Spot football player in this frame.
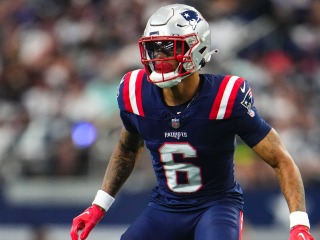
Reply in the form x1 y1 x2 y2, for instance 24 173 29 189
70 4 313 240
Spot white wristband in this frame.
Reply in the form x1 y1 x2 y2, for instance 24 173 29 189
289 211 310 229
92 190 115 212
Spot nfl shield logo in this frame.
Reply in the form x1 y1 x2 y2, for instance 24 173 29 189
171 118 180 129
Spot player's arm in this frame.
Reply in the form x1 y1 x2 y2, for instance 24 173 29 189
252 128 313 240
70 126 145 240
100 126 145 198
252 128 305 213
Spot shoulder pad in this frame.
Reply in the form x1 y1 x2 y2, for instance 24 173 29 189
209 75 247 119
117 69 146 117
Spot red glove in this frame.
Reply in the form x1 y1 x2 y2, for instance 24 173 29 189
70 205 104 240
289 225 314 240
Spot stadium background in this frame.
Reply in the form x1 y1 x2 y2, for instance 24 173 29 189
0 0 319 239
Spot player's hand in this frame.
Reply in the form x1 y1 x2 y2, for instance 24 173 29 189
289 225 314 240
70 205 104 240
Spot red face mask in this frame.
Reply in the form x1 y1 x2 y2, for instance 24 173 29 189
139 35 197 83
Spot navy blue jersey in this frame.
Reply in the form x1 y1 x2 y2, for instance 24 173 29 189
117 69 271 211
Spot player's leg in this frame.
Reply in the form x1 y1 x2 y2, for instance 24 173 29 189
121 206 191 240
194 202 243 240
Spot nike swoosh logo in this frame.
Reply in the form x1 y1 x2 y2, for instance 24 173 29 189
298 233 306 240
79 211 90 217
240 82 245 93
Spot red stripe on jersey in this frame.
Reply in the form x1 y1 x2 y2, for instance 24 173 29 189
239 210 243 240
224 77 245 119
135 69 145 117
209 75 233 119
123 71 133 113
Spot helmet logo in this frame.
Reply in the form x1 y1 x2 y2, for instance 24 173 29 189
180 10 202 30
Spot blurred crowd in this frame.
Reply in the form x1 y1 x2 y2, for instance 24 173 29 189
0 0 319 189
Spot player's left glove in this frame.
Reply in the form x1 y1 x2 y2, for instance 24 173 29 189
70 205 104 240
289 225 314 240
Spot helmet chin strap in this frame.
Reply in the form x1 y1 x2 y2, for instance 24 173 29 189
155 79 181 88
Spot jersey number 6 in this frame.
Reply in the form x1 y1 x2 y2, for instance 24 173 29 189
159 143 203 193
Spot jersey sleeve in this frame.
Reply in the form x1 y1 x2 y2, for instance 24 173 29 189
120 110 139 133
117 72 140 134
208 76 255 120
117 69 146 116
228 79 271 147
232 106 272 148
230 79 255 118
221 78 271 147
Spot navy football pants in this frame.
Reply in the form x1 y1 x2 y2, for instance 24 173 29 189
121 202 243 240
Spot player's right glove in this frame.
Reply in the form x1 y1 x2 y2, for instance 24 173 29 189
70 205 104 240
289 225 314 240
70 190 115 240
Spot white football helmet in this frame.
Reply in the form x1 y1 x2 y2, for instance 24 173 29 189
139 4 217 88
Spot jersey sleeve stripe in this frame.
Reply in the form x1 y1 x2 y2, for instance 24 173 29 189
123 69 145 116
209 75 232 119
209 75 241 119
224 77 245 119
135 69 145 117
129 70 140 115
216 76 240 119
123 71 133 113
